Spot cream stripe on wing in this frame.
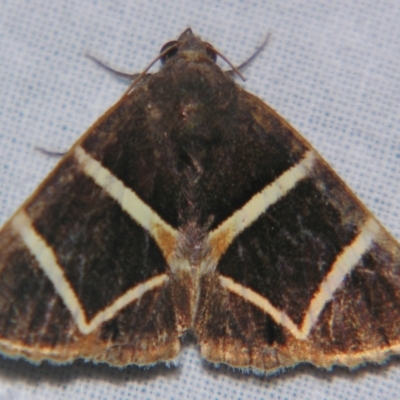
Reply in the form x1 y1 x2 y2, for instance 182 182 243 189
11 211 168 335
74 146 178 262
300 217 381 336
220 218 380 340
219 275 304 338
207 150 316 264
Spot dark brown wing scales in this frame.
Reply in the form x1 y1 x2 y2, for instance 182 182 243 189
195 89 400 372
0 149 180 365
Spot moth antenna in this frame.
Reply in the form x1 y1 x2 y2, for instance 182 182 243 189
226 33 272 78
238 33 272 72
209 45 246 81
123 42 179 97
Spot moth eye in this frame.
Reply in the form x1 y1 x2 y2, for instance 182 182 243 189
160 40 178 64
204 43 217 63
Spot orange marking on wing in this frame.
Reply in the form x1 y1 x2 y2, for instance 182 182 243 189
209 227 235 261
153 222 178 261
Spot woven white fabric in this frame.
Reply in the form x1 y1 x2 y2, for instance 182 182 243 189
0 1 399 399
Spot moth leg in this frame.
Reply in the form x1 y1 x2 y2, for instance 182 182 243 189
35 147 66 158
86 54 140 80
34 55 145 159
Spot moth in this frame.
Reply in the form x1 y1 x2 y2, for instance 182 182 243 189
0 28 399 375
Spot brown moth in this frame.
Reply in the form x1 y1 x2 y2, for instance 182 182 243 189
0 28 399 375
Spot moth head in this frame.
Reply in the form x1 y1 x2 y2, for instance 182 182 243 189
125 28 244 97
159 28 217 64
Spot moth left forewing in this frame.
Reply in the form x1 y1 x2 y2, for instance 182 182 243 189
196 89 400 373
0 87 183 366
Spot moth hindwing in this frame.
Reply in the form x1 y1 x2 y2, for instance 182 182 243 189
0 28 400 375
